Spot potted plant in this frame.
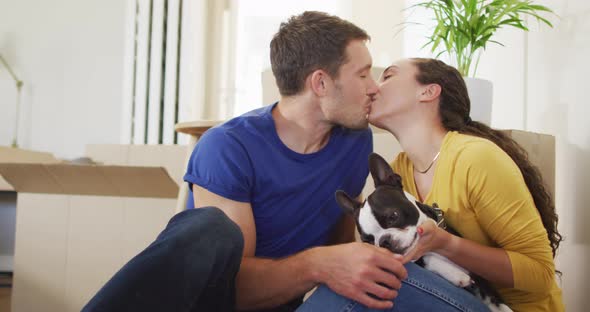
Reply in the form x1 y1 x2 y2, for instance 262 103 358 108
411 0 555 125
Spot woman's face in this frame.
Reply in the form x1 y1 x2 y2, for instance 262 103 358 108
368 59 423 128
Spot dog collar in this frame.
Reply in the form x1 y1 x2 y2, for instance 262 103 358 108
432 203 447 230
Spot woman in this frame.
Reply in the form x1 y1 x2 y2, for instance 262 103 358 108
298 58 564 311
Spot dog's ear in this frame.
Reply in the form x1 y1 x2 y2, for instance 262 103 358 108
369 153 402 188
335 190 362 215
415 201 437 220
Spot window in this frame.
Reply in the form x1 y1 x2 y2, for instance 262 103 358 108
122 0 184 144
230 0 353 116
122 0 356 144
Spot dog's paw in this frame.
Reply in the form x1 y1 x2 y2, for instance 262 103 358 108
490 303 513 312
422 252 473 287
486 302 513 312
446 271 473 288
477 292 513 312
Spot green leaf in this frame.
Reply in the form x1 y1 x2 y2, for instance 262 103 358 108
411 0 555 75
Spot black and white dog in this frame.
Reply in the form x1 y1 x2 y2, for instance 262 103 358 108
335 153 512 312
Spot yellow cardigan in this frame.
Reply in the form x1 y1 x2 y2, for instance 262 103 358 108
392 131 564 312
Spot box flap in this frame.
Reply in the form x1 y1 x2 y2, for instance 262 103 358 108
0 163 178 198
84 144 187 186
0 175 14 191
0 146 61 191
0 146 59 163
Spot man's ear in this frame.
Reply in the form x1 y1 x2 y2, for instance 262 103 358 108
418 83 442 102
310 70 329 96
335 190 362 215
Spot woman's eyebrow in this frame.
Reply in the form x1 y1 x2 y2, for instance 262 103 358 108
383 65 399 74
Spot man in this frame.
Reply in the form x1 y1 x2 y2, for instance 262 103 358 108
183 11 405 311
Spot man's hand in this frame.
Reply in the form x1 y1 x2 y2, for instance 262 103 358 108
311 242 408 310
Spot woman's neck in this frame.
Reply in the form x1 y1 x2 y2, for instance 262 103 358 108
385 116 447 171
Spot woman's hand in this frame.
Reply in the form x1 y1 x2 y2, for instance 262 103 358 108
402 220 453 262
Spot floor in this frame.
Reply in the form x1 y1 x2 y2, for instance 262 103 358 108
0 273 12 312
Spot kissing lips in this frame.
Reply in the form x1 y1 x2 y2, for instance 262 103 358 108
365 103 372 120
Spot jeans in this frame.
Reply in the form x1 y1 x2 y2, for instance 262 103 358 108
297 262 491 312
82 207 244 312
82 206 490 312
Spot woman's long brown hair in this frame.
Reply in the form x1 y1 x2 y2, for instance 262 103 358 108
411 58 563 260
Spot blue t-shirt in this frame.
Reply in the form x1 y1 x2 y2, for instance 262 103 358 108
184 103 372 258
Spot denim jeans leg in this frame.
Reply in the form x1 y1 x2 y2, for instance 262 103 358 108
82 206 244 312
297 262 491 312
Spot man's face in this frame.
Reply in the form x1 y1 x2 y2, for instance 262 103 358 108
320 40 378 129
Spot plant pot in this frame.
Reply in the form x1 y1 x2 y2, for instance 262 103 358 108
464 77 493 126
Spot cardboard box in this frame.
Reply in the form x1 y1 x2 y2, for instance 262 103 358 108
0 148 60 271
0 144 186 312
502 129 555 200
0 147 59 191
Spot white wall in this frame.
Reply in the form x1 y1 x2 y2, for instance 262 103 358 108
350 0 404 70
0 0 127 159
401 0 589 310
525 1 590 311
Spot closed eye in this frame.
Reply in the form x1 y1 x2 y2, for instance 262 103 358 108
380 66 398 81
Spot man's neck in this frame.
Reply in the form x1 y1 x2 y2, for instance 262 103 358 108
272 96 333 154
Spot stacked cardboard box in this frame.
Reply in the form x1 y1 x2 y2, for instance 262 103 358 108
0 145 186 312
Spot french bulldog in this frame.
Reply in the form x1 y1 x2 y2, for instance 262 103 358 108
335 153 512 312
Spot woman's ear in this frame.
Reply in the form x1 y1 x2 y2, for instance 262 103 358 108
310 70 328 96
418 83 442 102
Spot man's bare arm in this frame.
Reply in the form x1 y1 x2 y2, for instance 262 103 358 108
193 185 406 310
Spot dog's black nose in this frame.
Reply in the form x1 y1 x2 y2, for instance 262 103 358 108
378 235 392 249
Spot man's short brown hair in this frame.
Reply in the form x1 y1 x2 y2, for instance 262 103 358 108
270 11 370 96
